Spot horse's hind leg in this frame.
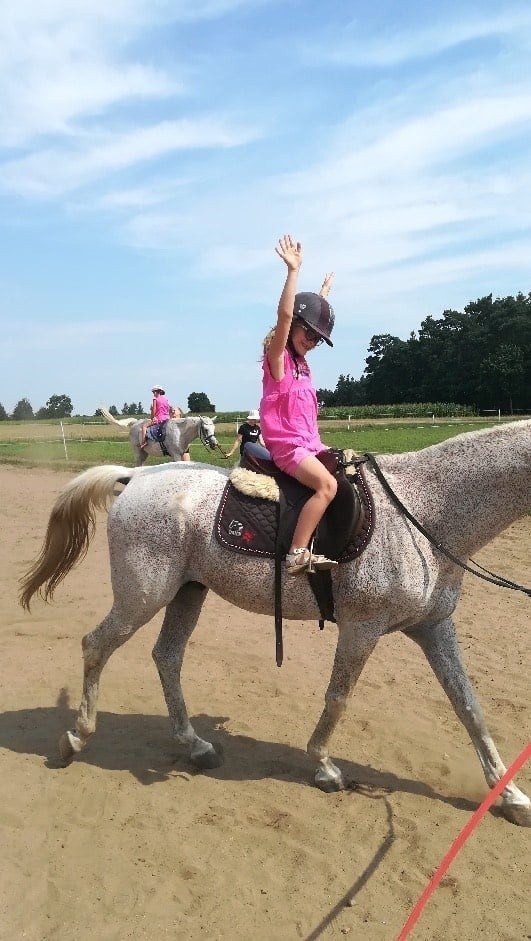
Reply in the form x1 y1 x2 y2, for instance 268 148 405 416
59 605 155 762
152 582 221 770
406 617 531 827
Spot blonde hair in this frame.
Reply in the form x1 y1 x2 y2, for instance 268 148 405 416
171 405 184 418
261 326 277 356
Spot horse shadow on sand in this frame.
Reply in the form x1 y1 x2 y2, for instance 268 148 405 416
0 687 497 819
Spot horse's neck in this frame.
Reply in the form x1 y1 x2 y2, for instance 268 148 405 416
175 417 199 449
384 422 531 557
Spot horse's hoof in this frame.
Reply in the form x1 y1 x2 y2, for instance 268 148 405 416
502 802 531 827
314 764 345 793
58 730 83 764
192 746 223 770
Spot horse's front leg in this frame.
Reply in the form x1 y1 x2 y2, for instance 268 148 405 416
307 619 381 792
152 581 222 769
406 617 531 827
133 445 147 467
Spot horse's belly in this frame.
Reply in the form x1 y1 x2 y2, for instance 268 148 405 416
200 558 325 620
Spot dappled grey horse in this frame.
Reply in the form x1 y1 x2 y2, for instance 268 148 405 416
20 421 531 825
99 405 218 465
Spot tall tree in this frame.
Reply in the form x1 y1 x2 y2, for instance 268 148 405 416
479 344 525 413
12 398 34 420
188 392 215 412
0 402 8 421
39 394 73 418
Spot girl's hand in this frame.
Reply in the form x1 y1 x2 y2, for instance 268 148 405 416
319 272 335 297
275 234 302 271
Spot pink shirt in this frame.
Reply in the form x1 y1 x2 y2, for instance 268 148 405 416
259 348 325 475
153 394 171 423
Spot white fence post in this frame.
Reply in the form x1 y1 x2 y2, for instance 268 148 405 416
60 421 69 461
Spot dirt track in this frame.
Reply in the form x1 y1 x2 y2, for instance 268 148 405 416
1 466 529 940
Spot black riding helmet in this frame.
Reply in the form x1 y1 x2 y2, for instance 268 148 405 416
293 292 335 346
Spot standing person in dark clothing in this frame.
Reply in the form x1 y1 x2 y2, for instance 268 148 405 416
226 409 270 460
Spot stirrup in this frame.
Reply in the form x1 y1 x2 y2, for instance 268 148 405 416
306 536 338 573
285 545 338 576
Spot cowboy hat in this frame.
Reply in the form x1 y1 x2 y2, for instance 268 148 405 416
151 384 165 394
246 409 260 420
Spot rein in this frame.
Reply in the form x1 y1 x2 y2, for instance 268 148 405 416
366 453 531 598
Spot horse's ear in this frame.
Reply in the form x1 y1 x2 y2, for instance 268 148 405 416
212 415 217 422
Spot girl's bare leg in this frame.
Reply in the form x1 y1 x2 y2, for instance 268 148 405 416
139 420 149 448
290 455 337 550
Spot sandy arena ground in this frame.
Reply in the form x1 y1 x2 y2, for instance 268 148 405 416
1 466 529 940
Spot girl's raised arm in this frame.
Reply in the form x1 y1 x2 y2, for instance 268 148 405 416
267 235 302 379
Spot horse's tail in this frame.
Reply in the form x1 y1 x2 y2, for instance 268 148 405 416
19 465 136 610
99 405 137 430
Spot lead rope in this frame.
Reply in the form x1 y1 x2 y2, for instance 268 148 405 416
365 453 531 597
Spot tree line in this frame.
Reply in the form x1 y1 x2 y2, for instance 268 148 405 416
317 292 530 412
0 391 216 421
2 293 528 419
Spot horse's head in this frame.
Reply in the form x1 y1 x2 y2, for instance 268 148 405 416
199 416 218 451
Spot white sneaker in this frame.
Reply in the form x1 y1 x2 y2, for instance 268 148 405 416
285 547 338 576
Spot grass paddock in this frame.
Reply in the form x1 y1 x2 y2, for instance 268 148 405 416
0 418 516 472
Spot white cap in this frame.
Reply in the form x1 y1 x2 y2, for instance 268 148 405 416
246 409 260 420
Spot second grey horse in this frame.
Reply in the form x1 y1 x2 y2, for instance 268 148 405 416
99 406 218 465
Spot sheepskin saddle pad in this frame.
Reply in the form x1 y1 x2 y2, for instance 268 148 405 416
214 448 374 563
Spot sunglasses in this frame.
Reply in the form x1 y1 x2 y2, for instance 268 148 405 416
296 321 323 345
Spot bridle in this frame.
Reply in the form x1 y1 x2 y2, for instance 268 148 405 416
365 453 531 597
197 417 232 458
197 417 216 450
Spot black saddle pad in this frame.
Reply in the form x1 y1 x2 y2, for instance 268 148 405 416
214 460 374 563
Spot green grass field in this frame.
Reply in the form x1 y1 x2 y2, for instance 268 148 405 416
0 419 505 471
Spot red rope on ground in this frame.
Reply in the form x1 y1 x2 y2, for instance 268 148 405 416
396 742 531 940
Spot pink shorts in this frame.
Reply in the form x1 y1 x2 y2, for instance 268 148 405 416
271 444 322 477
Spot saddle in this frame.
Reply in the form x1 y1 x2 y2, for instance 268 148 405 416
147 420 170 456
214 448 375 665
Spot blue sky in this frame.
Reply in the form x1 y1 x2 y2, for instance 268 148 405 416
1 0 530 415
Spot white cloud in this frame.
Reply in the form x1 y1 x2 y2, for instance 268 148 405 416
0 318 166 360
1 118 259 196
313 10 531 68
0 0 264 148
91 180 191 210
0 4 183 147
